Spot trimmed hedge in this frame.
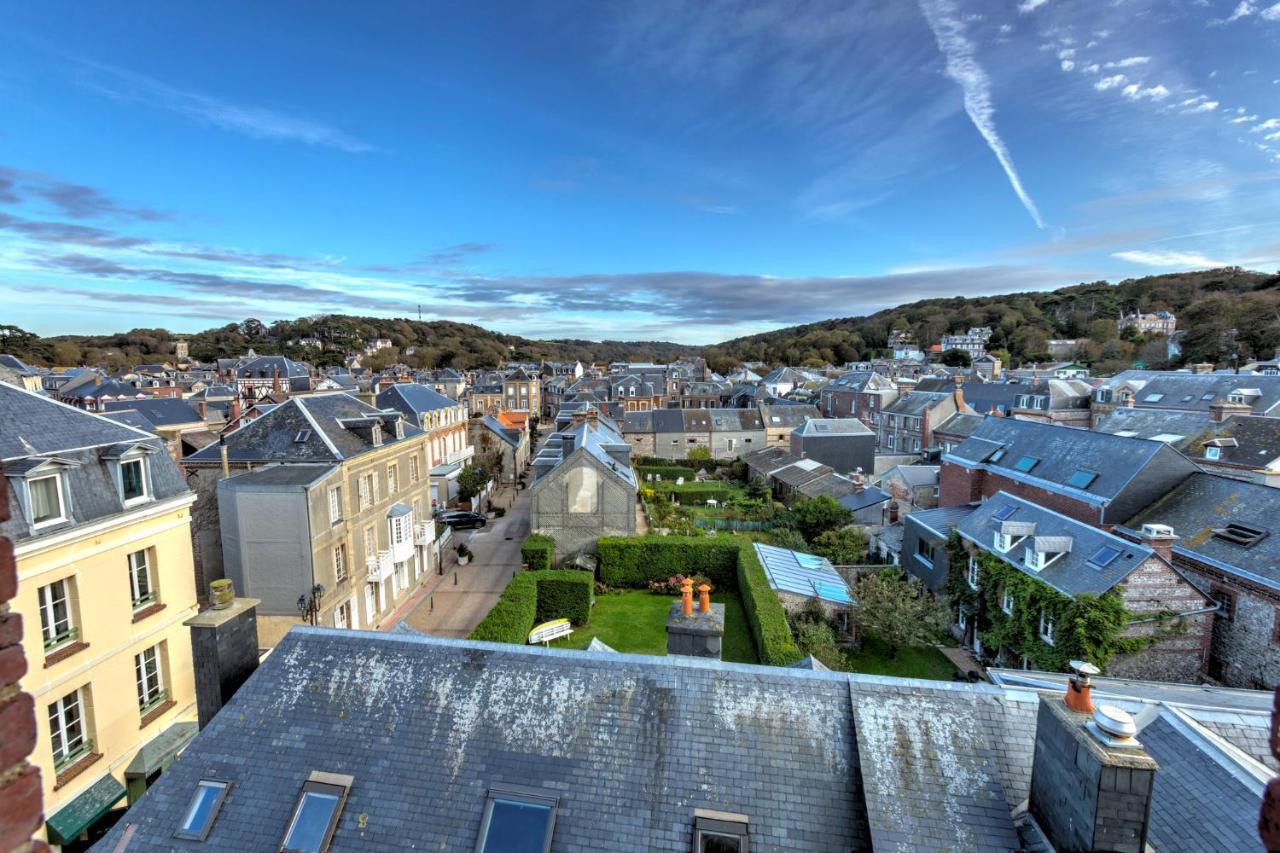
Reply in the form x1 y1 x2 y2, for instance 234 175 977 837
637 464 697 482
596 534 803 667
596 536 740 590
535 573 593 625
521 534 555 571
469 569 593 644
652 484 734 506
735 540 803 666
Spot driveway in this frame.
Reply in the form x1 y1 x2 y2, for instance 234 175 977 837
395 483 531 638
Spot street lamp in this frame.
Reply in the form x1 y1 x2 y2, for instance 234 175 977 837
297 583 325 626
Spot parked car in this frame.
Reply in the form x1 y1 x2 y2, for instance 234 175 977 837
439 510 487 529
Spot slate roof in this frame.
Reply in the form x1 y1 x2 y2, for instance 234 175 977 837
0 353 35 373
532 414 635 488
480 414 522 448
1101 371 1280 415
1201 415 1280 467
1092 407 1214 448
837 485 891 512
221 463 337 488
932 412 984 440
1125 472 1280 591
184 393 422 465
759 404 821 428
375 382 459 418
945 417 1199 522
60 378 146 400
906 504 977 539
101 628 1055 852
881 390 951 417
0 384 190 542
882 464 940 487
102 398 204 426
956 492 1154 598
100 409 161 434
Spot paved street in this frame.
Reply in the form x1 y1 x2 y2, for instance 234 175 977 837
392 482 531 638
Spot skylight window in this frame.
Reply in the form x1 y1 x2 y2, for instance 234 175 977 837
992 505 1017 522
1181 395 1194 403
281 772 352 853
1066 469 1097 490
1202 393 1216 400
294 430 312 443
1143 393 1165 402
175 780 229 841
476 786 558 853
1013 455 1039 473
1212 523 1268 548
988 448 1006 463
1089 545 1122 568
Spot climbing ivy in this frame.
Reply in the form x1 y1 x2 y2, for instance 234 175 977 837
943 533 1184 672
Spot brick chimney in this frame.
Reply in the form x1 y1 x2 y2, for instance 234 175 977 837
197 399 208 421
951 375 966 412
667 579 724 659
1140 523 1178 562
1029 695 1157 852
229 396 242 424
1210 399 1251 422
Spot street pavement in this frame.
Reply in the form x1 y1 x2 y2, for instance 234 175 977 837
393 482 531 638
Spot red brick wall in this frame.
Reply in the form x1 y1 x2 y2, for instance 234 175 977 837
0 468 48 852
938 462 1103 526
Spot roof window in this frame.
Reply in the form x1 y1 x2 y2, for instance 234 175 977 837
294 430 312 443
1066 469 1097 490
1013 455 1039 473
476 785 558 853
694 809 750 853
174 780 229 841
987 448 1006 463
1212 523 1268 548
1143 393 1164 402
281 772 352 853
992 505 1017 522
1089 545 1122 568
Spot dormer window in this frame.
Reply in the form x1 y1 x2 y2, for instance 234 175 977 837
694 810 750 853
29 473 66 527
121 457 149 505
371 424 383 446
1204 446 1221 460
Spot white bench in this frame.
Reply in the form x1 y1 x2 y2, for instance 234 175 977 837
528 619 573 646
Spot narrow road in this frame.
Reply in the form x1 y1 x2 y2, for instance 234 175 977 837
394 482 531 638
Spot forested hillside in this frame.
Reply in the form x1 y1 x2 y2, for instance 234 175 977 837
3 267 1277 373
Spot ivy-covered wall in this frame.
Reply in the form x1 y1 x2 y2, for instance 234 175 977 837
943 533 1188 673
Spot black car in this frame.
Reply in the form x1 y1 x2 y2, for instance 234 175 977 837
439 510 487 529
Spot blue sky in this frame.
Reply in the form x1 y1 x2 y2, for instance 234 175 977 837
1 0 1278 344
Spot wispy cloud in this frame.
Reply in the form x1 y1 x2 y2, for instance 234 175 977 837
1104 56 1151 68
919 0 1047 229
1094 74 1127 91
71 60 375 153
1121 82 1171 101
1018 0 1050 13
1112 249 1231 267
0 166 168 220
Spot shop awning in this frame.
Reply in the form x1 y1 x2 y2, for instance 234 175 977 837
125 721 198 779
46 773 127 845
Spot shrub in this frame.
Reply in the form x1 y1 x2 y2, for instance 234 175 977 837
521 534 555 571
469 569 593 644
687 445 713 464
736 540 803 666
637 464 697 482
494 507 506 518
651 483 734 506
535 572 593 625
597 536 740 589
647 574 713 595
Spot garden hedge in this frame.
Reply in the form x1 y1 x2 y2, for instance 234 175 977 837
469 569 593 644
595 534 803 667
521 534 555 571
596 536 740 589
652 484 735 506
637 464 697 482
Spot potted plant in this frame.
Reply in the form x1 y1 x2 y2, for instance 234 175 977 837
456 543 473 566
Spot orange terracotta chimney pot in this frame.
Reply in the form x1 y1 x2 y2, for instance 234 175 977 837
681 578 694 616
698 583 711 613
1065 660 1099 714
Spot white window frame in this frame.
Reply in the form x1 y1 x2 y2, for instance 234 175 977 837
1204 446 1221 461
128 549 155 610
119 454 151 506
334 545 347 582
135 644 166 714
28 473 66 529
409 455 421 483
38 579 76 649
387 464 399 495
1001 590 1014 616
328 486 343 523
966 556 979 590
357 476 370 510
49 688 89 769
1039 612 1055 645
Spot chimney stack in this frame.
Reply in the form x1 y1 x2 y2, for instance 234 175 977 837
1064 659 1099 714
184 581 261 730
681 578 694 617
197 399 208 421
698 583 711 614
1140 523 1177 563
667 579 724 659
230 396 242 424
1028 696 1157 852
219 435 230 479
1210 399 1251 422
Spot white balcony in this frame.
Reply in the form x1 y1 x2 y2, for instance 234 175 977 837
445 445 474 465
366 550 393 584
414 520 436 547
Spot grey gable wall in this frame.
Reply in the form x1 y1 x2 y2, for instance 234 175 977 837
1104 443 1201 525
530 447 636 556
218 480 317 615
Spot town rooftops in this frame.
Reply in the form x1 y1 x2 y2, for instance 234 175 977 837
1100 371 1280 415
102 398 205 427
883 464 941 487
1125 472 1280 591
184 393 421 465
1092 407 1214 449
880 390 952 417
956 491 1154 598
375 382 459 416
753 542 854 603
219 463 337 488
758 403 821 427
793 417 873 437
906 504 977 539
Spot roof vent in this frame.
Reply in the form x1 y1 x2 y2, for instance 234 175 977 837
1139 523 1174 539
1087 704 1141 748
1212 522 1267 547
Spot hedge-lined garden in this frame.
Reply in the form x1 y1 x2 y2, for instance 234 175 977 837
520 534 555 571
596 534 802 666
469 570 592 645
636 464 697 482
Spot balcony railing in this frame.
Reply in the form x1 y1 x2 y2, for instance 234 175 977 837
366 550 394 584
414 520 436 546
445 445 474 465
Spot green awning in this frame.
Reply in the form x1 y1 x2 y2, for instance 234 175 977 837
46 773 127 845
125 721 198 779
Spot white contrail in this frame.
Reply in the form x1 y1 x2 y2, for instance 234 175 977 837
919 0 1047 229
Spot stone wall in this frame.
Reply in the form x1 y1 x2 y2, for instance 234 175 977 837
530 454 636 557
1108 559 1214 683
1171 552 1280 689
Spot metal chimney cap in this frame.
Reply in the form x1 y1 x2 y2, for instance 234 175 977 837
1093 704 1137 739
1069 660 1100 677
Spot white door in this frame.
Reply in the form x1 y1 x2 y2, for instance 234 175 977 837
364 585 376 624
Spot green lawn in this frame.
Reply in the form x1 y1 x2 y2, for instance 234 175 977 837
552 590 759 664
841 633 959 681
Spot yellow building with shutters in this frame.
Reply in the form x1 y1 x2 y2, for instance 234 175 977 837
2 384 199 847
